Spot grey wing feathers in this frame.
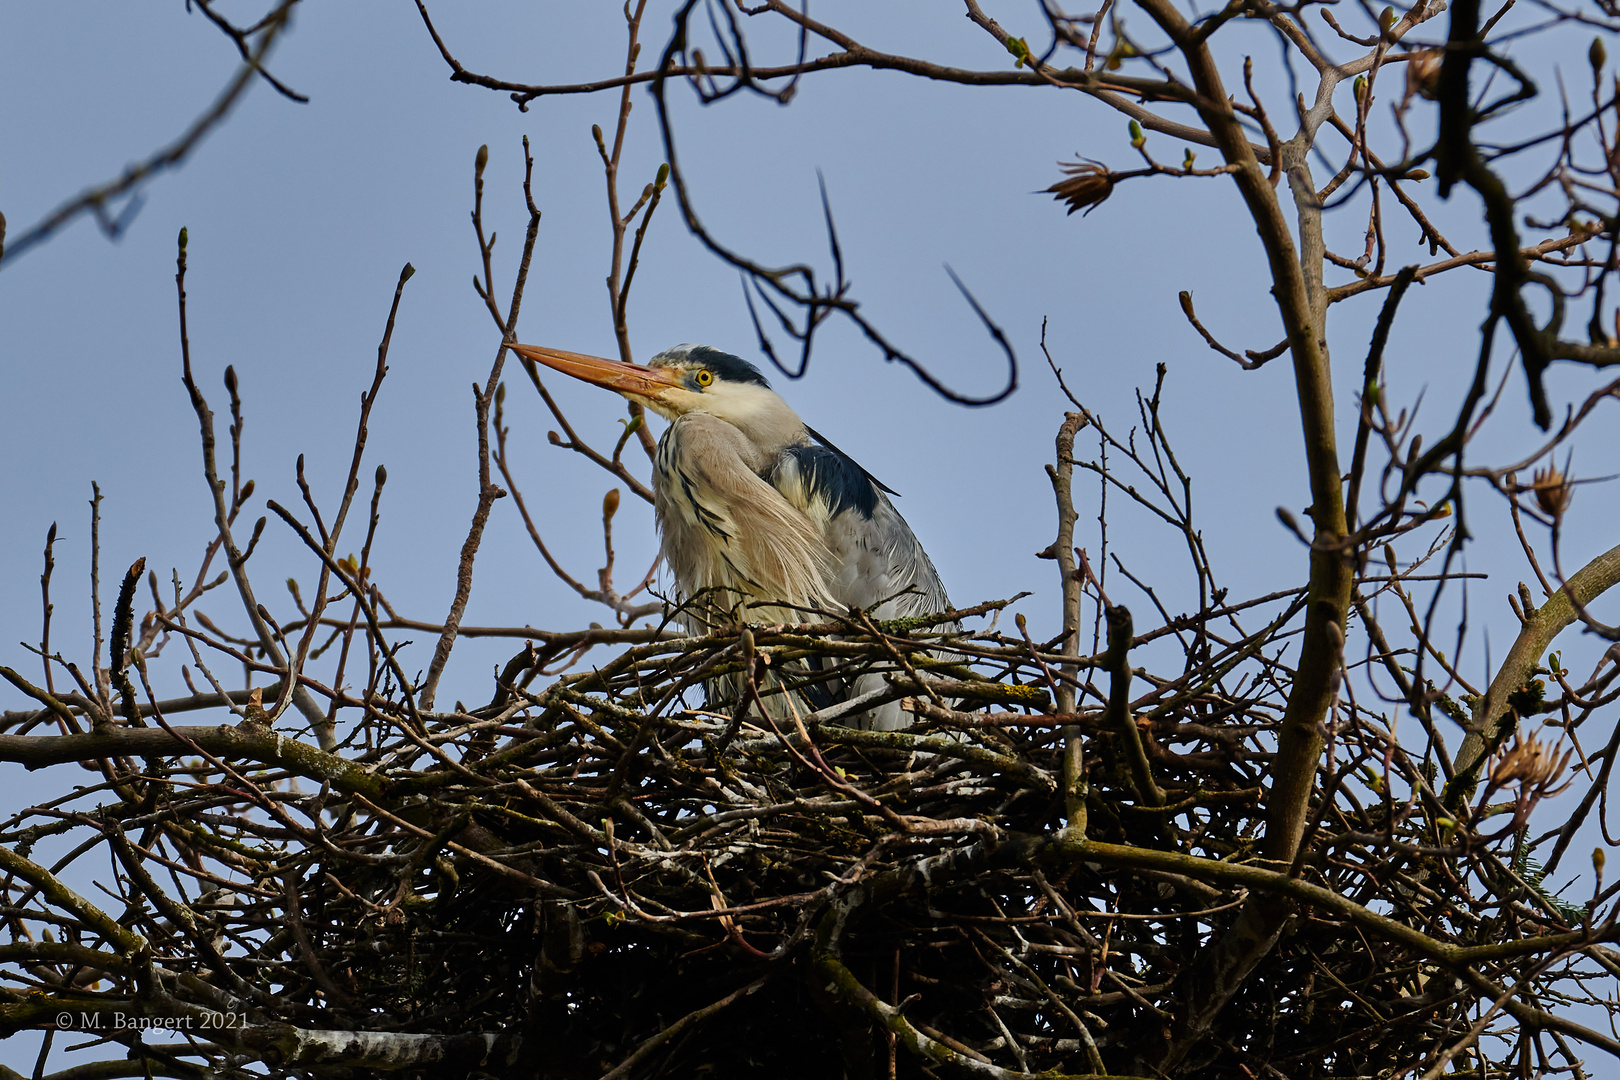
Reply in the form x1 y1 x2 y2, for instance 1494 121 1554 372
824 492 951 619
770 445 956 733
767 442 952 619
825 492 956 731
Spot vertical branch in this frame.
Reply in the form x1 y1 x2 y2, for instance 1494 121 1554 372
420 145 543 711
1104 605 1162 807
1125 2 1354 1070
109 558 147 728
273 263 413 748
174 227 328 734
1435 0 1481 197
598 0 660 462
1048 411 1088 835
1132 0 1352 868
1346 265 1418 527
604 0 651 361
40 523 57 694
325 465 387 731
89 482 107 708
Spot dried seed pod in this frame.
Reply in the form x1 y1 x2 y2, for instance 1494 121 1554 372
1407 49 1443 101
1530 464 1573 518
1045 160 1115 217
1489 730 1572 795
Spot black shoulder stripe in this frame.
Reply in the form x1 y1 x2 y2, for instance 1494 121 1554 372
774 444 880 520
804 425 898 496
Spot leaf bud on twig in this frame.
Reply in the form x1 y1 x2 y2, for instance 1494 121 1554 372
1128 119 1145 149
603 488 621 521
1592 37 1607 73
475 144 489 180
1275 507 1308 544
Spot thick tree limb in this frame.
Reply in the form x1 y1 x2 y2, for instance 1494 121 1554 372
1444 540 1620 809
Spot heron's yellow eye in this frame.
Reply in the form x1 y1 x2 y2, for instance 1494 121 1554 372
694 369 714 387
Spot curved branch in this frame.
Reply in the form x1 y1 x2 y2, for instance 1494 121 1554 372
1444 539 1620 810
0 1 300 269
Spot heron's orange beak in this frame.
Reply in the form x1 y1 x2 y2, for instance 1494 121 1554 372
510 344 684 402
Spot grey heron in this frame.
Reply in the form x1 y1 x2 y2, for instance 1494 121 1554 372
509 342 954 729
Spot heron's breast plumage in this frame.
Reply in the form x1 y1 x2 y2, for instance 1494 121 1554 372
655 410 951 627
655 414 834 622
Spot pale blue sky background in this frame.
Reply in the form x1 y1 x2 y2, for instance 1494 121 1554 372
1 1 1617 1066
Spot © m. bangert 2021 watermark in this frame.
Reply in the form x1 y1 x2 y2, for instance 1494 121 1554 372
53 1010 247 1032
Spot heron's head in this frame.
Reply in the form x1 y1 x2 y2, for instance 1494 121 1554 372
510 342 802 441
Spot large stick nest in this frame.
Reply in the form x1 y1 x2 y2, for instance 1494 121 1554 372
1 606 1602 1080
